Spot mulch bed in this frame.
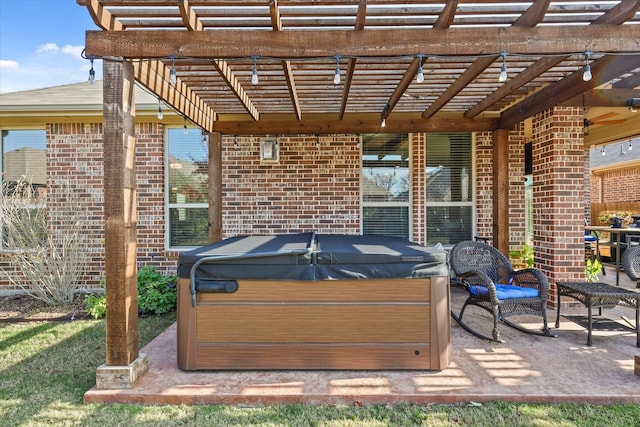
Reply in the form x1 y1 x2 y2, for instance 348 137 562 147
0 293 91 322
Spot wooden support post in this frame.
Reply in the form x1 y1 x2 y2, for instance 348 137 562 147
492 129 510 256
103 58 139 366
208 132 222 243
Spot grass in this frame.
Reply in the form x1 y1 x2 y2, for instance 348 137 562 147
1 315 640 427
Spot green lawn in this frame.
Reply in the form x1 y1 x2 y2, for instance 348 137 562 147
1 314 639 426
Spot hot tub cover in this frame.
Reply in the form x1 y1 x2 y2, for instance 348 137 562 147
177 233 448 281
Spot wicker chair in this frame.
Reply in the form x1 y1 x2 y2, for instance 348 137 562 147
450 240 555 342
622 245 640 288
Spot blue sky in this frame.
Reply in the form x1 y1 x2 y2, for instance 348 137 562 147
0 0 101 93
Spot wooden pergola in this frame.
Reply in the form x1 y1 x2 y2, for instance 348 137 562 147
77 0 640 385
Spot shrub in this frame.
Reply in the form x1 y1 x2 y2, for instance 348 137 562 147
137 266 177 315
0 180 88 305
84 293 107 319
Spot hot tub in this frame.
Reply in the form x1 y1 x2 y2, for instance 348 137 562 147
177 233 450 370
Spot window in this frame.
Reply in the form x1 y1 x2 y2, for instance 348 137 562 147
361 133 410 239
166 128 209 249
425 133 473 246
1 130 47 249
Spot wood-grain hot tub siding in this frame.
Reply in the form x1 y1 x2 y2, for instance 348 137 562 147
177 233 450 371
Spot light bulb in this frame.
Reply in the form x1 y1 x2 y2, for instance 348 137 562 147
169 56 177 84
88 57 95 84
583 63 592 82
499 63 507 82
381 118 386 128
157 105 163 120
183 119 188 135
333 66 341 85
251 54 259 85
601 147 606 156
629 142 633 151
498 52 508 83
582 50 592 82
416 65 424 83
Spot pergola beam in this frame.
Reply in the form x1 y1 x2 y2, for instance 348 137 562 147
212 117 498 136
499 54 640 129
270 0 301 121
84 25 640 59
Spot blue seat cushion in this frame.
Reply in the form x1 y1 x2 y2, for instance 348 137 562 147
584 235 597 242
469 283 539 299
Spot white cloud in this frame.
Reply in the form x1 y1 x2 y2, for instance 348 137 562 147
36 43 60 54
0 59 20 70
62 44 84 58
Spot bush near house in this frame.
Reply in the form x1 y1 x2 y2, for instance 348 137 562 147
84 266 177 319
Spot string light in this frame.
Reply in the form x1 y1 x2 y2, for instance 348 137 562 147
88 56 95 84
157 99 163 120
381 118 386 127
582 50 592 82
333 54 341 85
498 52 508 83
251 55 259 85
416 53 424 83
629 140 633 151
601 146 606 156
183 117 188 135
169 55 177 85
234 136 239 148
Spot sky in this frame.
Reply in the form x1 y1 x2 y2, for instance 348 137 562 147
0 0 102 94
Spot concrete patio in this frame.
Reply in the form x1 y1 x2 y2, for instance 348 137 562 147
84 266 640 406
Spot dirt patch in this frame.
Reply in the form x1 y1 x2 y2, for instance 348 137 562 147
0 293 90 322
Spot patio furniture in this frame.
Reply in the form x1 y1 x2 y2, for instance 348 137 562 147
585 226 640 286
449 240 554 342
622 245 640 288
555 281 640 347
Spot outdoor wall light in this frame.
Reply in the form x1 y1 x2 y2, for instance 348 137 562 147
627 98 640 113
260 138 279 162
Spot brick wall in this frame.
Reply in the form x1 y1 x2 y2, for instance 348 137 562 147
475 131 493 242
222 134 361 237
593 165 640 203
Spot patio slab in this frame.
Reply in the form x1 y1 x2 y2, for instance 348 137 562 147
84 267 640 406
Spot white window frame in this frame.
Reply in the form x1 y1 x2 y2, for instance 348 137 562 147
360 133 412 240
424 132 476 247
164 127 209 251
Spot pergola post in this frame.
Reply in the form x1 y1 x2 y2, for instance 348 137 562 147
492 129 510 255
95 57 148 389
208 132 222 243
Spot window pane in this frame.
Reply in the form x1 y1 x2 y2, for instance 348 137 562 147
361 133 410 239
425 206 473 246
1 129 46 198
362 134 409 202
167 128 208 204
363 206 409 239
425 133 471 202
168 207 209 247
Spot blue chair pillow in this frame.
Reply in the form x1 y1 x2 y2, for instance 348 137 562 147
469 283 539 299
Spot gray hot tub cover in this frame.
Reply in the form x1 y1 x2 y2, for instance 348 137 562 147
177 232 448 281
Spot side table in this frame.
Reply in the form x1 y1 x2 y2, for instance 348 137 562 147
556 281 640 347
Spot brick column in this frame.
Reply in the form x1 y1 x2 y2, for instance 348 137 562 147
531 106 585 306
